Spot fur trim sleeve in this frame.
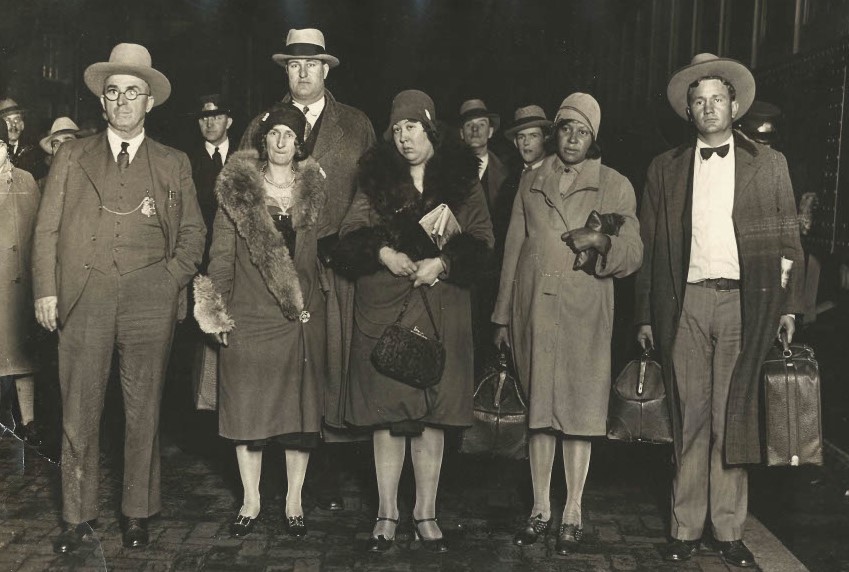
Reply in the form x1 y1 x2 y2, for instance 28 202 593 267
331 226 391 280
440 232 492 287
193 275 235 334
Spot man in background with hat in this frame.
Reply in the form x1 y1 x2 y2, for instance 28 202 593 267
37 116 80 191
634 54 804 568
459 98 508 214
240 27 375 511
0 98 47 179
189 93 235 267
32 42 205 554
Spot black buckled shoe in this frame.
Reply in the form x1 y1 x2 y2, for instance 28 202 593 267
663 538 700 562
718 540 756 568
285 515 307 538
513 513 551 546
121 517 149 548
412 517 448 553
365 516 398 552
53 522 92 555
229 513 259 538
555 523 583 555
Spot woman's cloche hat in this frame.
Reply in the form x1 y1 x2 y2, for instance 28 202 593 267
84 43 172 106
554 93 601 139
504 105 552 140
666 53 755 120
272 28 340 69
39 117 80 154
384 89 437 141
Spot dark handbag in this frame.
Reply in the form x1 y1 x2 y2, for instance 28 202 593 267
762 338 823 466
459 350 528 459
573 210 626 274
370 287 445 389
607 348 673 444
192 338 218 411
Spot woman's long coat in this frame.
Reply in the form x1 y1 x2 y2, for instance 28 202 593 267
332 139 494 428
195 150 327 441
634 134 804 464
0 168 40 376
492 155 642 436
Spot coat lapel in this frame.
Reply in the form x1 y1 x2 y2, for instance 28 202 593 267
77 133 111 200
311 93 343 162
732 138 760 215
143 138 173 245
662 145 694 301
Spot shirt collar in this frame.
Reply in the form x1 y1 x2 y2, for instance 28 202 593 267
554 155 585 174
106 128 145 164
291 96 325 124
204 138 229 159
695 133 734 162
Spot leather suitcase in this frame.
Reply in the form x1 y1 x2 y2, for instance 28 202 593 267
762 341 823 466
459 352 528 459
607 350 673 444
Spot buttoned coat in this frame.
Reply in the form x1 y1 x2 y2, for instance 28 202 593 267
32 132 206 324
634 133 804 464
493 155 642 435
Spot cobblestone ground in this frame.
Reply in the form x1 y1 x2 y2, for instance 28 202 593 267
0 420 785 572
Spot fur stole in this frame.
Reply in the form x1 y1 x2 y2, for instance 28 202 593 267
198 150 325 325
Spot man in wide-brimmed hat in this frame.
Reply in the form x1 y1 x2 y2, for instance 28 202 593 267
189 93 235 266
458 98 507 213
634 53 803 568
0 98 47 178
239 26 375 510
36 117 80 189
32 42 205 555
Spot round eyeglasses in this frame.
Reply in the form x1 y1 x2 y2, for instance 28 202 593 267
103 87 150 102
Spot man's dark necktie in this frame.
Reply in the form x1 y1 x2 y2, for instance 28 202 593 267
117 141 130 171
302 106 312 140
212 146 223 169
700 144 730 160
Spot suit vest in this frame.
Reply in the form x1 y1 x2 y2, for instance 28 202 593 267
92 140 167 274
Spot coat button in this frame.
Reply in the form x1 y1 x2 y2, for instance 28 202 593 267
11 244 17 251
84 264 91 269
299 310 310 323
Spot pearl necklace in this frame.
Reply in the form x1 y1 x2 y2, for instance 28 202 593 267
262 163 295 190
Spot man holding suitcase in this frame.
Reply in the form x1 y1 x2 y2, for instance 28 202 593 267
634 54 804 568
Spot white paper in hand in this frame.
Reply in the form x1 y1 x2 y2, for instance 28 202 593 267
419 203 461 250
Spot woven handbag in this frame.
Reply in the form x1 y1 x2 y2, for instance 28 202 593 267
371 287 445 389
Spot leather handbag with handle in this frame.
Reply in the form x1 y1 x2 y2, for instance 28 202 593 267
459 350 528 459
370 286 445 389
607 348 673 444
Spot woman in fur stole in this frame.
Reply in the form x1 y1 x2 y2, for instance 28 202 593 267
332 90 494 552
194 105 327 539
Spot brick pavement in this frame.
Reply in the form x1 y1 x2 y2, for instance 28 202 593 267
0 422 803 571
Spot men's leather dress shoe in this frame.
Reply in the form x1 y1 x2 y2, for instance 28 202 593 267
285 515 307 537
122 517 149 548
229 513 259 538
513 513 551 546
663 538 700 561
555 523 583 555
53 523 91 554
718 540 756 568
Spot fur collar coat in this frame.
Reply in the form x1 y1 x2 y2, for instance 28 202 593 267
194 150 326 332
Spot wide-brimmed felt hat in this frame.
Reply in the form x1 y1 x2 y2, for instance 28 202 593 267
383 89 437 141
0 99 24 119
84 43 171 106
196 93 231 118
39 117 80 153
667 53 755 120
272 28 340 69
504 105 552 140
459 99 500 132
554 92 601 139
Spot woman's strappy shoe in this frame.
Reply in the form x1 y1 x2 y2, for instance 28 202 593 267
285 515 307 537
513 513 551 546
412 517 449 553
229 512 260 538
555 523 584 555
365 516 398 552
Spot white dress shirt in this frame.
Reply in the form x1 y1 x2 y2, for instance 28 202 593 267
687 134 739 282
477 152 489 180
204 138 229 160
106 128 145 164
291 97 325 132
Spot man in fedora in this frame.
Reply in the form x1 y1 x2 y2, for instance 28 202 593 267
37 116 80 189
189 93 235 266
32 43 205 553
634 54 804 567
459 98 508 215
240 27 375 510
0 98 46 179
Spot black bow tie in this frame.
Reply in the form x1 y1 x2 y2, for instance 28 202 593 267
700 144 730 160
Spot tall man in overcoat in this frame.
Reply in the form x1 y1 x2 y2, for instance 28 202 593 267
634 54 803 568
32 43 205 554
239 27 376 509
